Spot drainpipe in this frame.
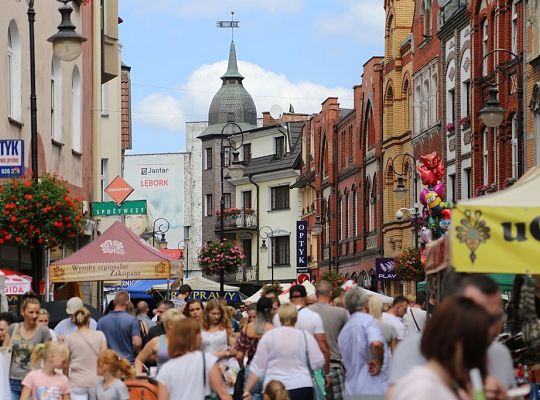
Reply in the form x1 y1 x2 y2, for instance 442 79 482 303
248 174 261 282
522 0 528 172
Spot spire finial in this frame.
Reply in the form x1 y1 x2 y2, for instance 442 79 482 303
216 11 239 41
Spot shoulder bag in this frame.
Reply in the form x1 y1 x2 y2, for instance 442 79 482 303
202 351 220 400
0 323 19 374
302 331 326 400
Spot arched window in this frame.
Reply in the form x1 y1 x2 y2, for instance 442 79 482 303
352 187 358 237
422 79 429 130
344 190 349 240
420 0 432 37
8 21 22 121
337 193 343 242
71 66 82 153
386 14 394 60
371 174 377 230
51 57 63 142
365 102 375 149
414 84 421 133
403 79 412 131
482 18 489 76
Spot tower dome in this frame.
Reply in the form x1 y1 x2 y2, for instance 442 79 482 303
207 41 257 127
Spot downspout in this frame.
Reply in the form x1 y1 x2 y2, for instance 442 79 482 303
522 0 528 172
248 174 261 282
379 62 385 258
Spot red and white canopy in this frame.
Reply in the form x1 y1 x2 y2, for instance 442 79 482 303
0 269 32 295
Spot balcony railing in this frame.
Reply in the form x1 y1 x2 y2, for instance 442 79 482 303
215 210 258 230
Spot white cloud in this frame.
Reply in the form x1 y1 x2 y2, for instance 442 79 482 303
124 0 304 16
316 0 385 44
134 60 353 134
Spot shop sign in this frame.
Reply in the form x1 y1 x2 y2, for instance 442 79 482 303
91 200 147 217
0 139 24 178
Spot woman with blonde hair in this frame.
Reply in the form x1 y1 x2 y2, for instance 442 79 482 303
65 307 107 400
3 292 51 399
96 349 134 400
157 318 230 400
201 299 236 358
37 308 57 341
243 303 324 400
135 308 183 375
263 380 289 400
368 296 397 353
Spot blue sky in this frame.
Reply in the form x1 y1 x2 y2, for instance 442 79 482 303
119 0 385 153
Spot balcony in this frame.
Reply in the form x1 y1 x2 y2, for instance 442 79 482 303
215 209 258 231
203 265 257 283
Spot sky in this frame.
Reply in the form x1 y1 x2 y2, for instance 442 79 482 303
119 0 385 154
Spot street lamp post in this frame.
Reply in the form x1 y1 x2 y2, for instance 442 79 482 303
395 207 421 249
28 0 86 295
478 49 524 177
177 240 189 279
259 226 274 283
152 218 170 248
312 197 332 273
219 114 245 297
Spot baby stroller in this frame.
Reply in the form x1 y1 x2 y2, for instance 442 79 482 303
124 376 159 400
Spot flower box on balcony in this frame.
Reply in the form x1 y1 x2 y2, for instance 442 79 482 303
446 122 455 132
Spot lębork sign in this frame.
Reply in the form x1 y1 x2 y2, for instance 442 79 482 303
0 139 24 178
375 257 400 281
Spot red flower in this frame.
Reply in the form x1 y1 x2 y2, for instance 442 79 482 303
15 237 21 243
24 194 33 201
4 211 9 216
10 216 17 223
23 181 31 187
5 234 12 240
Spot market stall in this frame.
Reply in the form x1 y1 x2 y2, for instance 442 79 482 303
0 269 32 295
151 276 243 303
49 222 182 300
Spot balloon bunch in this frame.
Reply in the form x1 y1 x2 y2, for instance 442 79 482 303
416 152 452 242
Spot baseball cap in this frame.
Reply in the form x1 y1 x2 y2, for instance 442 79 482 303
289 285 307 299
66 297 84 315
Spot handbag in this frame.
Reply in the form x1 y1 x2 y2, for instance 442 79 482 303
302 331 326 400
0 323 19 374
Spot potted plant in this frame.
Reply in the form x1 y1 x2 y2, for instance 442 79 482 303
262 282 283 296
0 174 85 248
394 247 425 282
459 116 470 129
243 207 255 215
198 240 245 276
320 271 345 287
446 122 455 132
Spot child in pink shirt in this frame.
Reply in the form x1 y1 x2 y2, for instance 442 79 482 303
21 341 70 400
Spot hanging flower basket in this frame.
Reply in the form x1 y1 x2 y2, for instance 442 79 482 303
198 240 244 276
243 208 255 215
394 247 425 282
215 207 242 217
262 282 283 296
0 174 85 249
320 271 345 287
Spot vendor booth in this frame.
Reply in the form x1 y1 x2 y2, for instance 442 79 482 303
49 222 182 303
0 269 32 295
151 276 243 303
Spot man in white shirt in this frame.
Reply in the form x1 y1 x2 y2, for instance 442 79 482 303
286 285 330 371
54 297 97 339
382 295 407 341
403 292 427 336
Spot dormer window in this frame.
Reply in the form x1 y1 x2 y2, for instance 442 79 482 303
274 136 285 158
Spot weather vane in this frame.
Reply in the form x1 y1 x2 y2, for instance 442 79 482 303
216 11 239 41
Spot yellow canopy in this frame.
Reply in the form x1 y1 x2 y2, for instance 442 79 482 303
451 167 540 274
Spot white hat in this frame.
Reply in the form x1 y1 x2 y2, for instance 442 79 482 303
66 297 84 315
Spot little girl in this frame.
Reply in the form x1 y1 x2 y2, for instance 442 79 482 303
96 349 134 400
20 341 70 400
263 380 289 400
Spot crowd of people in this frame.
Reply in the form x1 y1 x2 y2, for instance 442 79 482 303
0 275 518 400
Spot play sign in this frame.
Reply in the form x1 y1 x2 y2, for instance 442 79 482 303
375 258 400 281
105 176 133 206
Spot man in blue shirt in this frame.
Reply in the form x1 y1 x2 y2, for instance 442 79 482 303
97 291 141 362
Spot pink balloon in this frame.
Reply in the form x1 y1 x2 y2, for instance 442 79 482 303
419 188 429 205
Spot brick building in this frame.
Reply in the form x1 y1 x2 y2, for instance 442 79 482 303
527 0 540 168
470 0 525 190
438 0 474 202
411 0 443 186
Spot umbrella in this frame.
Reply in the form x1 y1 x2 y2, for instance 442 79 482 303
41 300 102 329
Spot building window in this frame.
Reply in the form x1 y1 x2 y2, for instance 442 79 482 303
344 194 349 240
448 88 455 124
204 148 213 170
223 193 231 209
71 67 82 153
430 74 437 125
100 158 108 201
337 196 342 241
482 128 489 185
205 194 213 216
422 79 429 130
352 190 358 237
449 174 456 203
348 126 353 163
242 190 252 209
223 146 231 167
512 1 518 54
340 132 346 167
482 19 489 76
101 82 109 116
464 168 472 199
274 136 285 158
272 236 290 265
271 185 289 210
7 21 21 121
511 115 519 178
421 0 432 37
414 85 421 134
51 57 63 142
243 143 251 164
463 80 471 117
